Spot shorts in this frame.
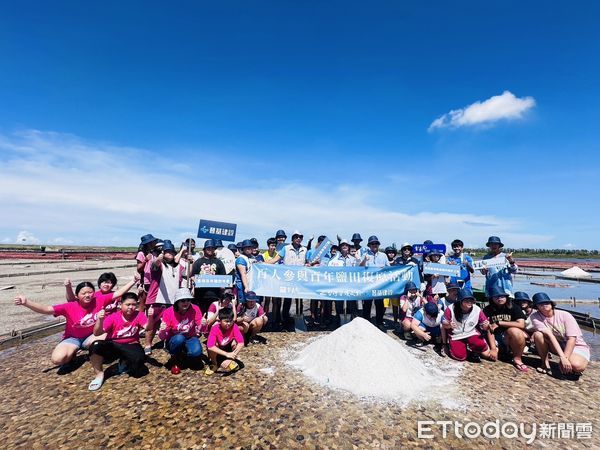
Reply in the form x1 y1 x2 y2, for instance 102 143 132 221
418 324 441 337
555 342 591 362
216 342 234 365
496 329 529 354
61 335 95 350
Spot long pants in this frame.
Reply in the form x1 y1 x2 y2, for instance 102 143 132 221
166 335 203 358
362 299 386 325
89 340 146 376
282 298 292 320
448 334 488 361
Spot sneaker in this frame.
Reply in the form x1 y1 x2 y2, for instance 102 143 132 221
144 346 152 356
204 365 217 375
170 364 181 375
403 331 413 340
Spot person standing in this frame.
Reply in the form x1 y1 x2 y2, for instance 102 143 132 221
446 239 474 289
191 239 227 313
328 240 359 321
482 236 518 297
359 235 389 329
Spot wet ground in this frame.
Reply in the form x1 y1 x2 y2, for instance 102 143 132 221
0 329 598 449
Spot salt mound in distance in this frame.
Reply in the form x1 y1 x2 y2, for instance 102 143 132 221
288 317 459 403
561 266 592 278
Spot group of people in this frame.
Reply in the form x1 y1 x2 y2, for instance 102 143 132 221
14 232 591 391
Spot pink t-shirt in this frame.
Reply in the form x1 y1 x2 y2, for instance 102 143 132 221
103 310 148 344
207 323 244 349
531 309 588 349
136 251 156 286
158 304 203 340
53 297 111 339
95 291 119 314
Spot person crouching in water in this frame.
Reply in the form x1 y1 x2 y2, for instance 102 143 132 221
530 292 590 377
410 302 444 355
442 289 492 362
205 308 245 375
88 292 149 390
157 288 205 375
236 291 268 344
484 286 529 372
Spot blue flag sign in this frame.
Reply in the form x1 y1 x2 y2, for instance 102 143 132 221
197 219 237 242
194 274 233 288
309 237 333 264
412 243 446 254
422 262 461 277
248 263 420 301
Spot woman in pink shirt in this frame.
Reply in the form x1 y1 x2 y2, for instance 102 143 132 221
87 292 149 390
530 292 590 376
156 288 204 375
205 308 245 375
14 282 111 370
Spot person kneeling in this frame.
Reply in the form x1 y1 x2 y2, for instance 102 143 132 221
442 289 492 362
205 308 245 375
411 302 444 354
159 288 205 375
236 291 268 344
530 292 590 378
88 292 149 391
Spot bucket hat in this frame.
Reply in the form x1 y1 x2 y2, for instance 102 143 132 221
140 234 157 245
486 236 504 247
351 233 363 242
532 292 552 306
367 235 380 245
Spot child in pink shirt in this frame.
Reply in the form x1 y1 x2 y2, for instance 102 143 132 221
87 292 149 390
236 291 268 344
205 308 245 375
155 288 204 375
14 282 111 369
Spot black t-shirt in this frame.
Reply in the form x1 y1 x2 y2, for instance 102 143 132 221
483 301 526 335
191 257 226 302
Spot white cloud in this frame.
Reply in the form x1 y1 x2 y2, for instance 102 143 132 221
428 91 535 131
0 129 550 248
563 243 575 248
16 230 40 244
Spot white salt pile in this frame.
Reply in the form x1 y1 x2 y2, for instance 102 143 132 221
288 317 461 405
561 266 592 278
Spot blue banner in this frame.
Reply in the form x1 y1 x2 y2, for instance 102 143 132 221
422 262 461 277
197 219 237 242
248 263 420 300
308 237 333 264
412 243 446 254
195 274 233 288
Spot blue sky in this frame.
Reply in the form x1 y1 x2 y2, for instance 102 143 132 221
1 1 599 249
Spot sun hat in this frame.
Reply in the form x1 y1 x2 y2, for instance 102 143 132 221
275 229 287 239
446 282 460 291
458 288 475 302
423 240 434 245
424 302 439 316
203 291 220 301
214 239 224 248
241 239 254 249
400 242 412 251
404 281 418 294
367 235 380 245
140 234 157 245
488 285 509 299
428 248 443 256
227 243 237 251
532 292 552 306
203 239 217 250
291 230 303 239
250 238 259 248
339 239 350 248
162 240 176 253
351 233 363 242
245 291 259 302
173 287 194 304
486 236 504 247
384 246 397 254
155 240 164 248
514 291 532 303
